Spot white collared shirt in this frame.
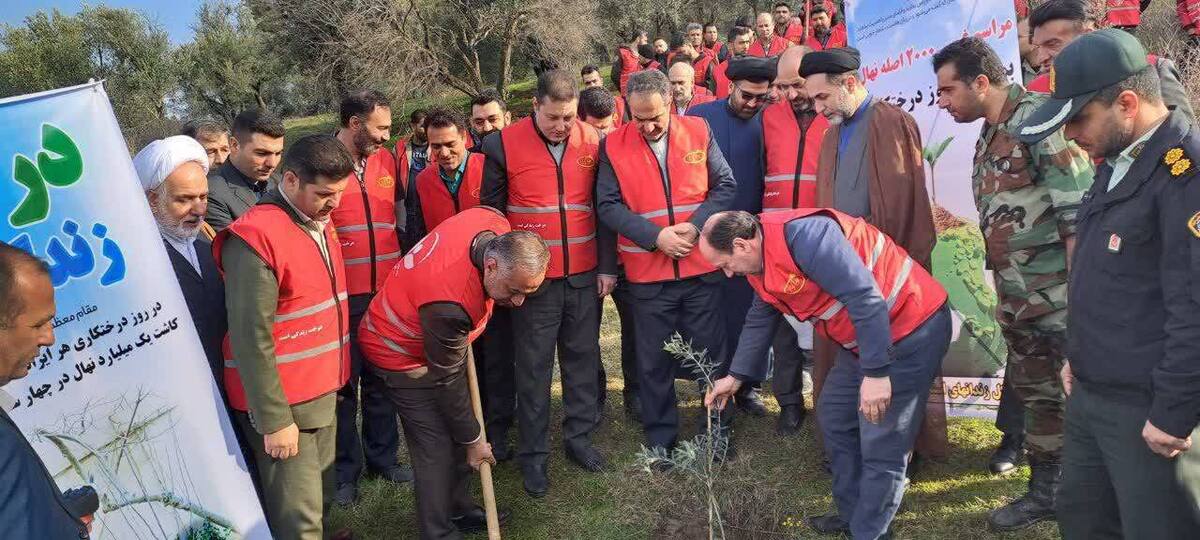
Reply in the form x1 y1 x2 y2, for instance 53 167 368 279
0 388 15 413
1107 117 1167 192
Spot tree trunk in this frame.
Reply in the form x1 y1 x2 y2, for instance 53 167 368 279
494 15 521 99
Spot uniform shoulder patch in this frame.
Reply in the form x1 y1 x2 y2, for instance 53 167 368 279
1189 211 1200 239
1164 146 1194 178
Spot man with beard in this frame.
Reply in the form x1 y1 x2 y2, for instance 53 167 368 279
804 5 848 52
329 90 411 506
215 135 357 540
206 108 285 230
773 2 805 45
469 89 512 149
613 29 648 95
801 47 943 534
182 119 231 170
1015 29 1200 539
480 70 612 496
713 26 755 99
749 12 792 58
669 61 716 115
688 56 779 423
933 37 1093 531
759 46 832 436
669 35 717 94
702 23 724 61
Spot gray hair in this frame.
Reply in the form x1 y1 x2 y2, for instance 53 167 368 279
486 231 550 275
685 22 703 33
627 69 671 103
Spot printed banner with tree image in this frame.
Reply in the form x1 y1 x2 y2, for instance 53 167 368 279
0 82 270 539
846 0 1022 416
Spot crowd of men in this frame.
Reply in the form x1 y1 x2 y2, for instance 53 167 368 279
3 0 1200 539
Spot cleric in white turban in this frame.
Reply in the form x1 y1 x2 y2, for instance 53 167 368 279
132 135 232 400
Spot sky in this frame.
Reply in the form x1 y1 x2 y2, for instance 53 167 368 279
5 0 204 44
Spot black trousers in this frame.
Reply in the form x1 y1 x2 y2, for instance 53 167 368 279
336 298 401 485
475 306 515 443
598 274 640 401
994 369 1027 436
770 318 809 408
511 275 602 464
373 369 477 540
628 277 727 449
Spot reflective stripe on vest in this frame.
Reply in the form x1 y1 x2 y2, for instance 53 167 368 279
499 118 600 279
213 204 350 411
415 152 486 232
605 115 717 283
761 100 829 212
745 208 947 352
359 208 509 373
330 148 401 295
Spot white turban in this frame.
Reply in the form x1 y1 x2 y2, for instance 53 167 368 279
132 135 210 192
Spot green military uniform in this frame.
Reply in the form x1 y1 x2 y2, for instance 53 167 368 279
223 187 339 540
1022 61 1040 88
972 83 1094 462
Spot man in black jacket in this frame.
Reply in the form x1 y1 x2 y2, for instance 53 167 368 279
0 242 92 539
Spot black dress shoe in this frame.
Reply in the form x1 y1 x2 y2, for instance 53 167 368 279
776 404 806 436
368 464 413 484
565 443 607 472
735 387 768 417
521 461 549 497
334 482 358 507
451 506 511 533
989 432 1025 475
624 392 643 424
807 512 850 535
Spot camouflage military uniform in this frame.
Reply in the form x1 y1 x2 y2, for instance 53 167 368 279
971 84 1095 461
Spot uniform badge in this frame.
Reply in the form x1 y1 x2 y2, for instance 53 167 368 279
683 150 707 164
782 273 806 294
576 155 596 169
1048 65 1056 94
1189 212 1200 239
377 175 395 188
1107 233 1122 253
1164 146 1194 178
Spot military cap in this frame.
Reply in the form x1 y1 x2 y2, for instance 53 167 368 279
726 56 779 83
799 47 861 77
1017 28 1150 143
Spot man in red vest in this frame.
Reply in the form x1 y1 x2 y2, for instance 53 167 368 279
749 12 793 57
408 109 486 241
360 208 548 538
759 46 832 435
713 26 755 99
329 90 410 506
596 68 737 461
582 64 626 127
613 29 649 95
668 34 717 94
215 134 357 540
669 61 717 115
702 209 951 540
703 23 724 61
479 70 615 497
805 5 848 51
773 2 806 44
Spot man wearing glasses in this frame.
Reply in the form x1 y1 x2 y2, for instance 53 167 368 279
687 55 780 427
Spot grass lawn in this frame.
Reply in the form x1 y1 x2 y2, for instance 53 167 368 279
327 299 1059 539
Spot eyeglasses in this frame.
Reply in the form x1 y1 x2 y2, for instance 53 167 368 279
735 86 771 104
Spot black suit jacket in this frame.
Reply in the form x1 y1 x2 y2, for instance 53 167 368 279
0 407 89 539
165 237 228 386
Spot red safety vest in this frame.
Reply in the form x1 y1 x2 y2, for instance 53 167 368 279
778 18 806 44
499 117 600 279
748 35 791 57
614 94 627 126
704 41 723 60
804 24 849 51
416 152 485 232
214 204 351 411
747 208 947 352
692 52 714 88
1181 0 1200 36
358 208 509 373
761 102 830 212
1105 0 1141 27
605 115 718 283
394 139 411 194
713 60 732 99
618 47 641 95
331 149 402 296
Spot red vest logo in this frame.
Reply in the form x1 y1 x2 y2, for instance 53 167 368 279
683 150 706 164
471 186 481 198
377 175 395 188
782 273 806 294
577 155 596 169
